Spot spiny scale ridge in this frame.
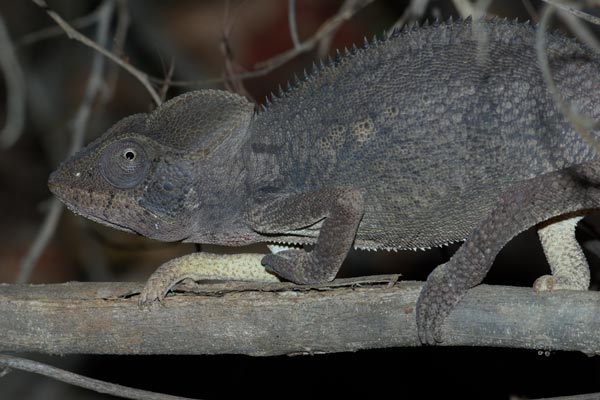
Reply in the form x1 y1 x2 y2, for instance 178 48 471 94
260 17 535 111
334 49 342 64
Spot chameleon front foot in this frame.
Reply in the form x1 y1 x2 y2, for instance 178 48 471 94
416 263 469 345
139 252 280 306
250 188 364 285
262 249 335 284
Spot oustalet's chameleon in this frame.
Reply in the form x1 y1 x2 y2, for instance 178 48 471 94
48 18 600 344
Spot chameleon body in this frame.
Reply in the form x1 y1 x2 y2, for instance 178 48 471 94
48 19 600 344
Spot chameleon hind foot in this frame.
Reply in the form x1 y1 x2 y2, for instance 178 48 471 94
535 216 590 292
139 252 279 306
416 167 597 344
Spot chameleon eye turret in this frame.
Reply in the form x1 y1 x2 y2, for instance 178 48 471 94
99 139 151 189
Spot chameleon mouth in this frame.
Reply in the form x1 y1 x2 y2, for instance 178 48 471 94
56 193 139 235
83 213 138 235
48 170 139 235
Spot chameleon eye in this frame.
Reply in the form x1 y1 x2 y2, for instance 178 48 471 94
100 139 150 189
123 149 137 160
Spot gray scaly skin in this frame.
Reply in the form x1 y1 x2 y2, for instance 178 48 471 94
48 18 600 344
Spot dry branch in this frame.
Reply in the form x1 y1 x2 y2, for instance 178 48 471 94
18 0 116 284
17 7 101 47
0 355 197 400
1 279 599 356
0 11 26 148
155 0 376 88
31 0 161 106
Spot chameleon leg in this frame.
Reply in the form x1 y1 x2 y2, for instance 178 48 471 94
249 188 364 284
139 253 280 305
534 216 589 291
416 166 599 345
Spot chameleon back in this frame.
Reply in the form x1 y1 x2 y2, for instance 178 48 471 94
246 18 600 250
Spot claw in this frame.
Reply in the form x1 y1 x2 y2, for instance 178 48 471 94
262 249 328 284
262 249 301 280
138 272 175 309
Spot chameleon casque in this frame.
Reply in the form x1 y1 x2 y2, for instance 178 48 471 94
48 18 600 344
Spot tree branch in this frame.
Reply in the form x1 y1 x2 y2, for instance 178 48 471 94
31 0 161 106
18 0 115 284
17 7 101 47
0 355 198 400
1 279 599 356
152 0 376 88
0 11 26 148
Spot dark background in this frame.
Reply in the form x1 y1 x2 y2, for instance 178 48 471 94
1 0 600 398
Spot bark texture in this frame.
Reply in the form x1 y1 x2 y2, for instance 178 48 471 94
0 278 598 356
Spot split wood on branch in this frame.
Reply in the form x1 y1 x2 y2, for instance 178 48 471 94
1 278 599 356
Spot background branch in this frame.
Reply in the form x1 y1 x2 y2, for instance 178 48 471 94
31 0 161 106
17 0 115 284
1 280 599 356
17 7 101 47
0 355 198 400
0 11 26 148
288 0 301 49
153 0 376 88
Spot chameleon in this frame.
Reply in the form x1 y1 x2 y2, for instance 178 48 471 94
48 18 600 345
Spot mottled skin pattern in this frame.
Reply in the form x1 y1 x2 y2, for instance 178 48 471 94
48 19 600 344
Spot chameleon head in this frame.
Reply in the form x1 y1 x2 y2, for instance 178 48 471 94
49 90 254 242
47 115 194 241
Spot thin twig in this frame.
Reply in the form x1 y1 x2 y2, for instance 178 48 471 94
521 0 539 22
541 0 600 26
451 0 475 18
17 7 101 47
0 12 26 148
288 0 301 49
451 0 493 19
561 9 600 54
31 0 161 106
17 198 63 283
18 0 115 284
151 0 375 88
68 3 114 153
548 0 600 55
103 0 131 101
316 0 362 58
389 0 430 34
254 0 373 69
472 0 493 65
0 355 200 400
221 0 253 99
158 57 175 102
